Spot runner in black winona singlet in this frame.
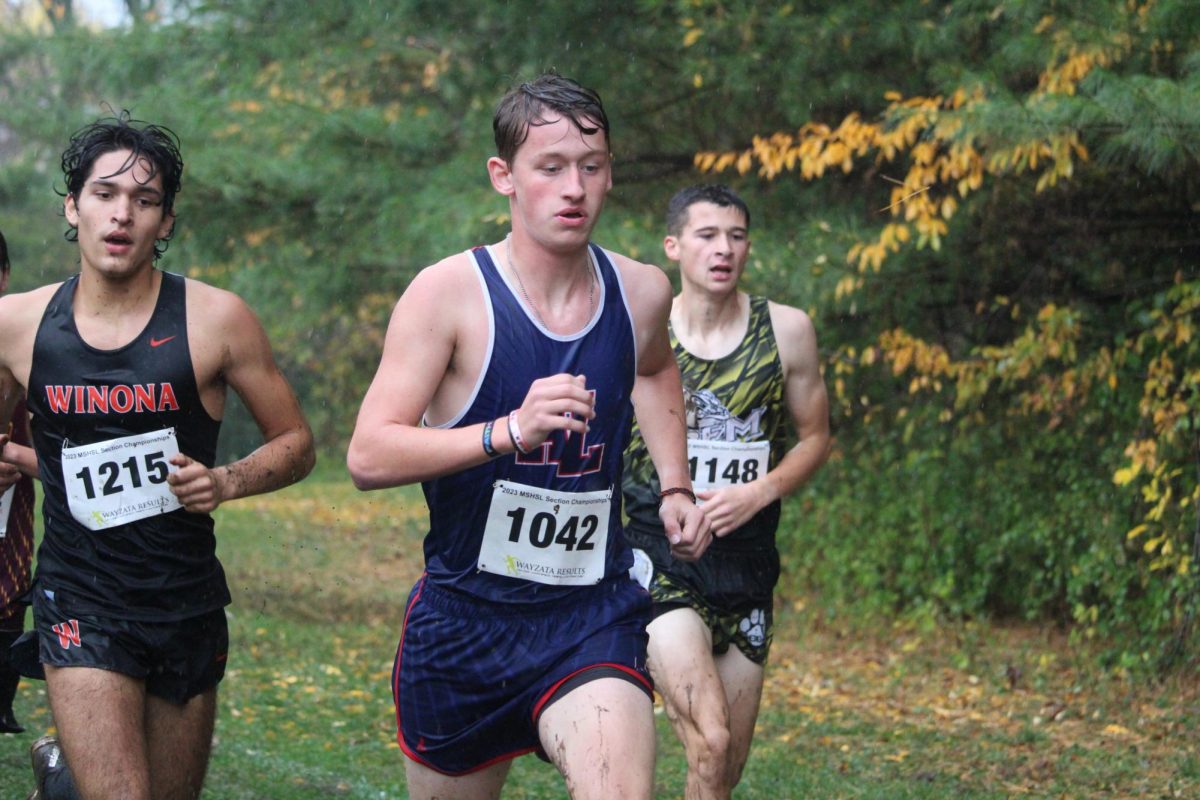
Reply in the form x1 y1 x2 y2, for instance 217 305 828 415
28 271 228 622
0 112 313 800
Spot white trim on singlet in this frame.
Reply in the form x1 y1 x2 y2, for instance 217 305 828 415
599 246 639 377
490 243 604 342
421 244 628 429
421 251 497 430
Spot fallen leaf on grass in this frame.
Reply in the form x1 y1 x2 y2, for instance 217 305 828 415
1039 700 1067 722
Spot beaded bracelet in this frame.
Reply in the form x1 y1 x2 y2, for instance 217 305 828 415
507 410 532 455
659 486 697 504
482 418 499 458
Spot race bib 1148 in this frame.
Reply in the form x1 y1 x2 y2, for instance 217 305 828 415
686 438 770 492
62 428 183 531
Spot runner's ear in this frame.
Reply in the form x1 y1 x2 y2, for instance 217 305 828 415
64 193 80 229
157 208 176 241
487 157 515 197
663 235 681 263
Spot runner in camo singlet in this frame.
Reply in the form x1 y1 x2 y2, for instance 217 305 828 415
622 184 830 799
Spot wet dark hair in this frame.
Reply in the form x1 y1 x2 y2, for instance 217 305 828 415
59 110 184 260
493 73 610 165
0 229 8 275
666 184 751 237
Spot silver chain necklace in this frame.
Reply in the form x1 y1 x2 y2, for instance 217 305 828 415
505 235 595 330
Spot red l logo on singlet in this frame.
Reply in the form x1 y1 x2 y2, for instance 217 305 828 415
52 619 82 649
514 390 605 477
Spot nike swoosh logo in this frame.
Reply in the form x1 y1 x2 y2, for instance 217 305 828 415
150 336 177 347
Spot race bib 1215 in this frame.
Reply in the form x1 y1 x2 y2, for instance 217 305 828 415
62 428 183 531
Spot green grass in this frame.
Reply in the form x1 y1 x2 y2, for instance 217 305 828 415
2 464 1196 798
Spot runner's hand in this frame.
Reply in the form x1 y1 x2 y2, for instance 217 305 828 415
696 481 772 537
659 492 711 561
167 453 225 513
512 374 595 449
0 434 19 491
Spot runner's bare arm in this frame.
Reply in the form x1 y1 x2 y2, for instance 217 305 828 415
0 375 16 436
0 291 46 482
0 362 21 489
697 302 830 536
621 258 711 561
167 287 315 513
347 261 479 488
0 292 34 424
347 258 597 490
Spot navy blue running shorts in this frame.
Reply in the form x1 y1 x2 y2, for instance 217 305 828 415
392 574 653 775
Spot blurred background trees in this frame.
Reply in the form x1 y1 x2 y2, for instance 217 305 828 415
0 0 1196 671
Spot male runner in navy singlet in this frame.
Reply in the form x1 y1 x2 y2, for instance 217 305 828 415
348 74 711 800
0 113 315 799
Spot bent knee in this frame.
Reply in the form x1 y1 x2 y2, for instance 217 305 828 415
686 722 732 776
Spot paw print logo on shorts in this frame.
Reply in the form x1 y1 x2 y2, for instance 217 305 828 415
739 609 766 647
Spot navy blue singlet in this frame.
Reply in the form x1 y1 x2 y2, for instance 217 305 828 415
420 243 638 605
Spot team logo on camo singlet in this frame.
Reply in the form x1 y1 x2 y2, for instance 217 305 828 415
683 388 770 495
685 387 766 442
623 296 786 528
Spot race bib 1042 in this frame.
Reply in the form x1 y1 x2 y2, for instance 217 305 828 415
62 428 182 531
478 480 611 586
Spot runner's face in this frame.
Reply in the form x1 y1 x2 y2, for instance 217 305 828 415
64 149 174 280
665 202 751 294
501 114 612 253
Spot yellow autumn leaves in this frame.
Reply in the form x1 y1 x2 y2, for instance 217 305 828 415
694 24 1197 586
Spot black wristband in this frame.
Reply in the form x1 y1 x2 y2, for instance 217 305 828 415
659 486 697 504
482 419 499 457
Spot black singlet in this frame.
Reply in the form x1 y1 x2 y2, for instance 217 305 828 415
26 271 230 621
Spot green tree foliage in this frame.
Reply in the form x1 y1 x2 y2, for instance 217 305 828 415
0 0 1196 668
2 0 494 443
697 0 1200 670
0 0 738 442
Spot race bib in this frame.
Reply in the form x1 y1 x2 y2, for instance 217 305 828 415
479 480 611 586
0 485 12 538
62 428 182 531
687 438 770 492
